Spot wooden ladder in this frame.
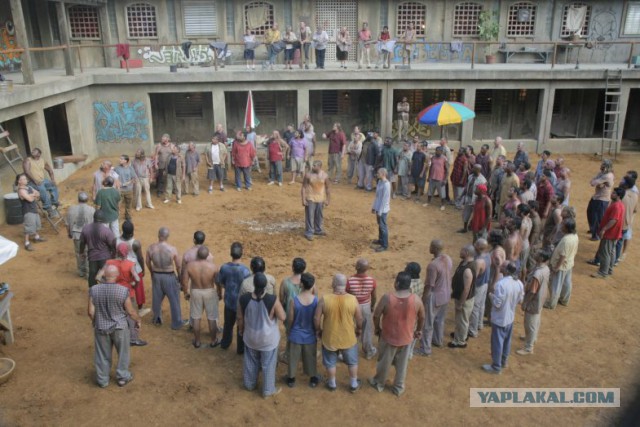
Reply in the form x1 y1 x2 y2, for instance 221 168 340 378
601 69 623 160
0 123 24 175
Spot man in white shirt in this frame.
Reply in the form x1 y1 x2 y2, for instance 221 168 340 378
482 262 524 374
205 136 227 193
372 168 391 253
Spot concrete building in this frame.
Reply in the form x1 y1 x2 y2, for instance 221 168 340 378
0 0 639 223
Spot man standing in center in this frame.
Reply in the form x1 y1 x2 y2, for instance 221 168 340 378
314 274 364 393
369 271 425 396
114 155 136 222
205 136 227 193
146 227 186 330
232 131 256 191
164 144 185 204
397 97 410 141
372 168 391 252
153 133 174 197
346 259 378 360
415 239 453 357
323 123 347 184
80 210 115 287
184 246 221 348
301 160 331 241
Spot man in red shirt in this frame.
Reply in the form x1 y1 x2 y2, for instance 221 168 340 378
536 170 555 219
346 259 378 359
424 146 448 211
592 187 625 279
231 131 256 191
322 123 347 184
469 184 492 242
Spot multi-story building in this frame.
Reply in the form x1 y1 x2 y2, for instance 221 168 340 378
0 0 639 222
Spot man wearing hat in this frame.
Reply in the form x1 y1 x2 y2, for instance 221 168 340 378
66 191 95 278
469 184 492 243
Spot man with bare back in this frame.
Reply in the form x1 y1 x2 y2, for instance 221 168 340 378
184 246 221 348
486 231 507 324
146 227 187 330
504 217 524 275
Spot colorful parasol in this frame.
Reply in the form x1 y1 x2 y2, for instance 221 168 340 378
417 101 476 126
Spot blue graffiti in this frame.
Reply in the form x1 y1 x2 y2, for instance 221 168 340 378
94 101 149 143
391 40 473 63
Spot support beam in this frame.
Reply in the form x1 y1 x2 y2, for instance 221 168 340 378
25 110 52 164
380 83 390 137
296 88 310 125
9 0 35 84
615 85 631 154
56 2 75 76
461 87 476 146
537 85 554 154
212 90 227 132
98 5 114 68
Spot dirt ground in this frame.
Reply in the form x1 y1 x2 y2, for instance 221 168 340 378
0 148 639 426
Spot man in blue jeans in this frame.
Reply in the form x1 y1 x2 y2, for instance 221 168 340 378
483 262 524 374
23 148 60 217
372 168 391 252
217 242 251 354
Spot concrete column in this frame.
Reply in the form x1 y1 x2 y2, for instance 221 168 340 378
212 89 227 131
98 5 114 68
56 2 75 76
25 110 52 163
615 85 631 154
297 88 310 125
536 85 554 154
462 86 476 145
9 0 35 84
380 83 390 136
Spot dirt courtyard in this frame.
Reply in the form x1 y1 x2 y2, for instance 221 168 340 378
0 149 639 426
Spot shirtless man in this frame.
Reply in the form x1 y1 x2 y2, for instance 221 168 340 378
504 217 524 276
153 134 174 197
184 246 221 348
486 231 506 323
517 204 533 281
180 230 214 289
542 193 564 249
397 97 410 141
146 227 187 330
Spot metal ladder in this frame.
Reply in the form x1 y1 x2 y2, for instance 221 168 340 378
601 69 623 159
0 123 24 174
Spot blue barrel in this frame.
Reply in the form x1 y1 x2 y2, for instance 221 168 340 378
4 193 23 225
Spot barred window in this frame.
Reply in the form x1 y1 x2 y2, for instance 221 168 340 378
254 92 277 116
506 2 537 37
68 5 101 39
396 2 426 37
183 1 218 37
126 3 158 38
560 3 591 37
474 89 493 114
175 93 204 119
453 2 483 37
623 2 640 36
244 1 275 36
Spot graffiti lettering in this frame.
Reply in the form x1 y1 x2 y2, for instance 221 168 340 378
390 40 473 64
137 45 214 64
94 101 149 143
0 23 22 69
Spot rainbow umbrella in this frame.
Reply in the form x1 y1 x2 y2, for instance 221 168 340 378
417 101 475 126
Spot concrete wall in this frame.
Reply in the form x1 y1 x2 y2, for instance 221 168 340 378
150 91 213 143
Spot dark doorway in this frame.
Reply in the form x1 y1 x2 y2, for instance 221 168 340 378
622 88 640 149
149 92 213 142
43 104 72 156
310 89 381 134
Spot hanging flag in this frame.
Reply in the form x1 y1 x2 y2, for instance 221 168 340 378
244 90 260 129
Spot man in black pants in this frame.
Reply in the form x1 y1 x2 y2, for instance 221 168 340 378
216 242 251 354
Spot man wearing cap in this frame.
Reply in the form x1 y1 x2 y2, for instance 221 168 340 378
96 243 147 347
66 192 95 278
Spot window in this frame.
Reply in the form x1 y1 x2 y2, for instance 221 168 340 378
474 89 493 114
49 2 61 42
244 1 274 36
396 2 426 37
253 92 277 116
126 3 158 38
623 2 640 36
175 93 204 118
183 1 218 37
507 2 537 37
453 2 483 37
68 5 101 39
560 3 591 37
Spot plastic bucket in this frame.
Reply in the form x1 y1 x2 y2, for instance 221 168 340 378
53 157 64 169
4 193 23 225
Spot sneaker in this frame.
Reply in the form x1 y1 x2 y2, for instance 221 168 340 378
236 188 242 192
220 187 225 192
117 374 134 387
246 187 252 191
278 182 282 187
482 364 501 375
208 187 213 193
309 375 321 388
264 387 282 399
138 308 151 317
268 181 275 186
375 247 387 253
349 379 362 393
448 341 467 348
286 377 296 388
516 348 533 356
148 205 155 209
163 199 169 204
177 200 182 204
135 207 141 212
586 259 600 266
325 381 337 392
131 339 148 347
368 377 383 392
440 206 445 211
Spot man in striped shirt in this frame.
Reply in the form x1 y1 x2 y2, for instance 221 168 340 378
346 259 378 360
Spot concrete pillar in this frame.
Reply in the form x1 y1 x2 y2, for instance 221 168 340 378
213 89 227 131
98 5 114 68
615 85 631 154
297 88 310 125
56 2 75 76
537 85 554 154
25 110 52 163
380 83 390 136
462 86 476 145
9 0 35 84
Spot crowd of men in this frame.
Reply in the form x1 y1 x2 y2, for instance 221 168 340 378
15 113 637 395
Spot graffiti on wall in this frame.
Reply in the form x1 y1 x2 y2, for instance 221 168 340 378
0 20 22 69
94 101 149 143
391 39 473 63
137 45 214 64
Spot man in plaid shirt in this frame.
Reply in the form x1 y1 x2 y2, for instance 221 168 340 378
88 264 141 388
